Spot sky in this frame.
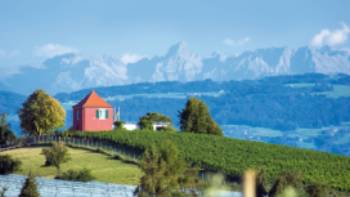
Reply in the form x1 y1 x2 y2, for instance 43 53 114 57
0 0 350 68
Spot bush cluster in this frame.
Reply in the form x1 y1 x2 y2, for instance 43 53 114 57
0 155 21 175
55 169 95 182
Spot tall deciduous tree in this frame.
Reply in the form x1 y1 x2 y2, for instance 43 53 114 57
135 141 198 196
179 97 222 136
18 90 65 136
19 173 40 197
0 114 16 146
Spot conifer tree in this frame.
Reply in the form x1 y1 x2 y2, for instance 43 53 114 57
135 141 198 196
19 173 40 197
179 97 222 136
0 114 16 146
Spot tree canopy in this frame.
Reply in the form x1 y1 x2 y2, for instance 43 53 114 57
0 114 16 146
18 90 65 136
179 97 222 136
138 112 173 130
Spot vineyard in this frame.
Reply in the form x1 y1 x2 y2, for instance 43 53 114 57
66 130 350 191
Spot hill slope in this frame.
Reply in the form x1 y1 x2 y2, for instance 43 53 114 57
68 131 350 191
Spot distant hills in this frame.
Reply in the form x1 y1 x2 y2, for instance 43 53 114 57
55 73 350 130
1 42 350 95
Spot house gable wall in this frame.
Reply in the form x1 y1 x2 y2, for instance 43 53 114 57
82 107 113 131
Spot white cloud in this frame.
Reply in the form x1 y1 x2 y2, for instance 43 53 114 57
120 53 144 64
310 23 350 48
223 37 251 46
34 43 78 58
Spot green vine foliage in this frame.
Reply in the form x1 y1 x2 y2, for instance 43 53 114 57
67 130 350 192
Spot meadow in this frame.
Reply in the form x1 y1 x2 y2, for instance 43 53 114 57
0 147 142 185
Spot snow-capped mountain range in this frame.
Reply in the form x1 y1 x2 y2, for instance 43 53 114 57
1 42 350 94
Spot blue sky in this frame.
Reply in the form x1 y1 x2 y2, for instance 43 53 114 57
0 0 350 67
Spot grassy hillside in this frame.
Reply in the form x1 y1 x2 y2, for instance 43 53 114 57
0 147 142 185
68 130 350 191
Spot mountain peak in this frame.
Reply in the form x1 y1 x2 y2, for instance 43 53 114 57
166 41 190 56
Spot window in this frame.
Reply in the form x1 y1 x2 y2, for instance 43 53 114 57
96 109 109 120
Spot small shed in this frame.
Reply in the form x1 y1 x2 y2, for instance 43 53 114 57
72 90 114 131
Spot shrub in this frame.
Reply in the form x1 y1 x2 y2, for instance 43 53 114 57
269 172 305 197
138 112 173 130
41 142 70 174
0 155 21 175
56 168 95 182
113 120 125 130
306 184 327 197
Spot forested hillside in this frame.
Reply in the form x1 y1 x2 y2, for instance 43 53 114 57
57 73 350 131
2 73 350 155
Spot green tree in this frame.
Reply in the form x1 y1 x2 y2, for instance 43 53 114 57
18 90 65 136
0 114 16 146
135 141 198 197
19 173 40 197
41 142 70 175
114 120 125 130
179 97 222 136
138 112 173 131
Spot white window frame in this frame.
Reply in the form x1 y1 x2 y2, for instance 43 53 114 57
97 108 108 120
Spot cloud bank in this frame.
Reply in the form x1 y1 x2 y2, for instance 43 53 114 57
311 23 350 48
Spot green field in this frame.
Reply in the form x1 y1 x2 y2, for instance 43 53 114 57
0 147 142 185
68 130 350 191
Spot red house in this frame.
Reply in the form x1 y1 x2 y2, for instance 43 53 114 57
72 90 114 131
